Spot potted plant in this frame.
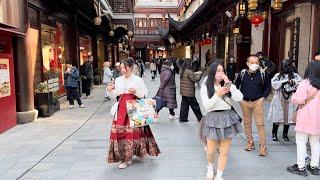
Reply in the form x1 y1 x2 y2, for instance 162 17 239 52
35 82 60 117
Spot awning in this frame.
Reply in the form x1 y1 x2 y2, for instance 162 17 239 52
168 0 213 31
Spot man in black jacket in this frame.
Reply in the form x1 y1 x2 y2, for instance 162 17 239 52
235 55 271 157
81 55 93 98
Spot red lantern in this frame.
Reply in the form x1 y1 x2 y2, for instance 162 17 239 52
250 15 264 27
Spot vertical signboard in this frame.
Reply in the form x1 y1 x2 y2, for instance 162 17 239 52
0 58 11 98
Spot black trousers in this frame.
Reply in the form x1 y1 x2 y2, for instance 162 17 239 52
66 86 82 105
82 79 92 96
179 96 202 122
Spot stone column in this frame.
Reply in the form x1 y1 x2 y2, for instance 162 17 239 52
295 3 312 75
13 0 38 123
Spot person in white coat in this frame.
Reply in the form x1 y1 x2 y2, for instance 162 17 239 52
103 61 113 101
267 59 302 141
199 61 243 180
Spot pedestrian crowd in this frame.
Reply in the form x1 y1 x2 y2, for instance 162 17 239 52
63 50 320 180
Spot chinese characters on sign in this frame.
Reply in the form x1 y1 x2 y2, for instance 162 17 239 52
0 58 11 98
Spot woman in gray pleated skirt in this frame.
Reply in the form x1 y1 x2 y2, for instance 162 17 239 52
199 61 243 180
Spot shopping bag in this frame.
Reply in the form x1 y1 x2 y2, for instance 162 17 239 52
126 99 158 128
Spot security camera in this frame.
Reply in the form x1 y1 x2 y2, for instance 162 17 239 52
225 11 232 18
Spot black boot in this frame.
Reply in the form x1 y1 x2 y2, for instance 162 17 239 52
283 125 290 141
272 123 279 141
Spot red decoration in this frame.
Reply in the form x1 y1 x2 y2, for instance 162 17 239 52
199 38 212 46
250 15 264 27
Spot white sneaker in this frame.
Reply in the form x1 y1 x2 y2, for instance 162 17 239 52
86 95 93 99
80 104 86 108
118 162 128 169
118 160 132 169
207 165 214 180
69 105 74 109
214 176 224 180
169 115 179 120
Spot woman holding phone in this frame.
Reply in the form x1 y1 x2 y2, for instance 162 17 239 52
200 61 243 180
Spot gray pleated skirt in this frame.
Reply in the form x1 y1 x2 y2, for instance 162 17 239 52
200 110 243 141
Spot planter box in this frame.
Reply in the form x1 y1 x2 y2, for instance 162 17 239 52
35 92 60 117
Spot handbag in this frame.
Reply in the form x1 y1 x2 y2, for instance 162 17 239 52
223 97 242 123
126 98 158 128
153 88 166 112
293 90 319 123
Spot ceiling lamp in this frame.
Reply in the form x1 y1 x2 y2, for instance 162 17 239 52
248 0 258 11
273 0 283 10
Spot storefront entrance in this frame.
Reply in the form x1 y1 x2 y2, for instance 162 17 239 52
0 32 17 133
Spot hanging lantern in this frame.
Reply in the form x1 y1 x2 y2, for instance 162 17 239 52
250 15 264 27
233 28 240 34
237 1 247 17
94 17 102 26
109 30 114 37
248 0 258 11
262 11 268 19
273 0 283 10
127 31 134 37
247 11 255 19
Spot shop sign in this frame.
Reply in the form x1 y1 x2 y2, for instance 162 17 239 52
47 77 59 92
0 58 11 98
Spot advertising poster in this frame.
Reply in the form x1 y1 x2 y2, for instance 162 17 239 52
0 58 11 98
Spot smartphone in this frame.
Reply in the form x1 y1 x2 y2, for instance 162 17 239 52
224 82 232 88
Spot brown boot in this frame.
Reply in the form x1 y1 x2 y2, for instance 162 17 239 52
259 144 267 156
245 140 255 151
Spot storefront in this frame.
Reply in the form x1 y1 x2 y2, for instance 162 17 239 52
28 6 67 97
79 34 93 65
0 0 20 132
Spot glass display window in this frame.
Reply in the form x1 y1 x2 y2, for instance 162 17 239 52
41 19 66 95
79 35 92 65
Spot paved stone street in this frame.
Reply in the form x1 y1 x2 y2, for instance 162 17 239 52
0 73 318 180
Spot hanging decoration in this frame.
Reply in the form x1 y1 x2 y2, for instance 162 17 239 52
262 11 268 19
248 0 258 11
237 0 247 17
247 11 256 19
272 0 283 10
250 15 264 27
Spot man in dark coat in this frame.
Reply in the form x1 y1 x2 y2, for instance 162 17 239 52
156 59 178 120
81 55 93 98
226 56 236 82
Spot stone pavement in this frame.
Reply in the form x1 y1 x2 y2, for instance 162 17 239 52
0 72 318 180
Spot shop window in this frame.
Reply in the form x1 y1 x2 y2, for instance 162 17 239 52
41 18 66 95
28 7 39 29
0 0 19 28
79 35 92 65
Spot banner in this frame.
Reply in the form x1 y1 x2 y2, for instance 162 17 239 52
0 58 11 98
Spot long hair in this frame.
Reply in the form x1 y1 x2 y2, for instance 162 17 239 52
206 60 225 98
278 59 295 80
304 61 320 89
181 58 192 78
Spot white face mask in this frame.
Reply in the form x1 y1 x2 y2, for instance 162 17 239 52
170 65 174 70
249 64 260 71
